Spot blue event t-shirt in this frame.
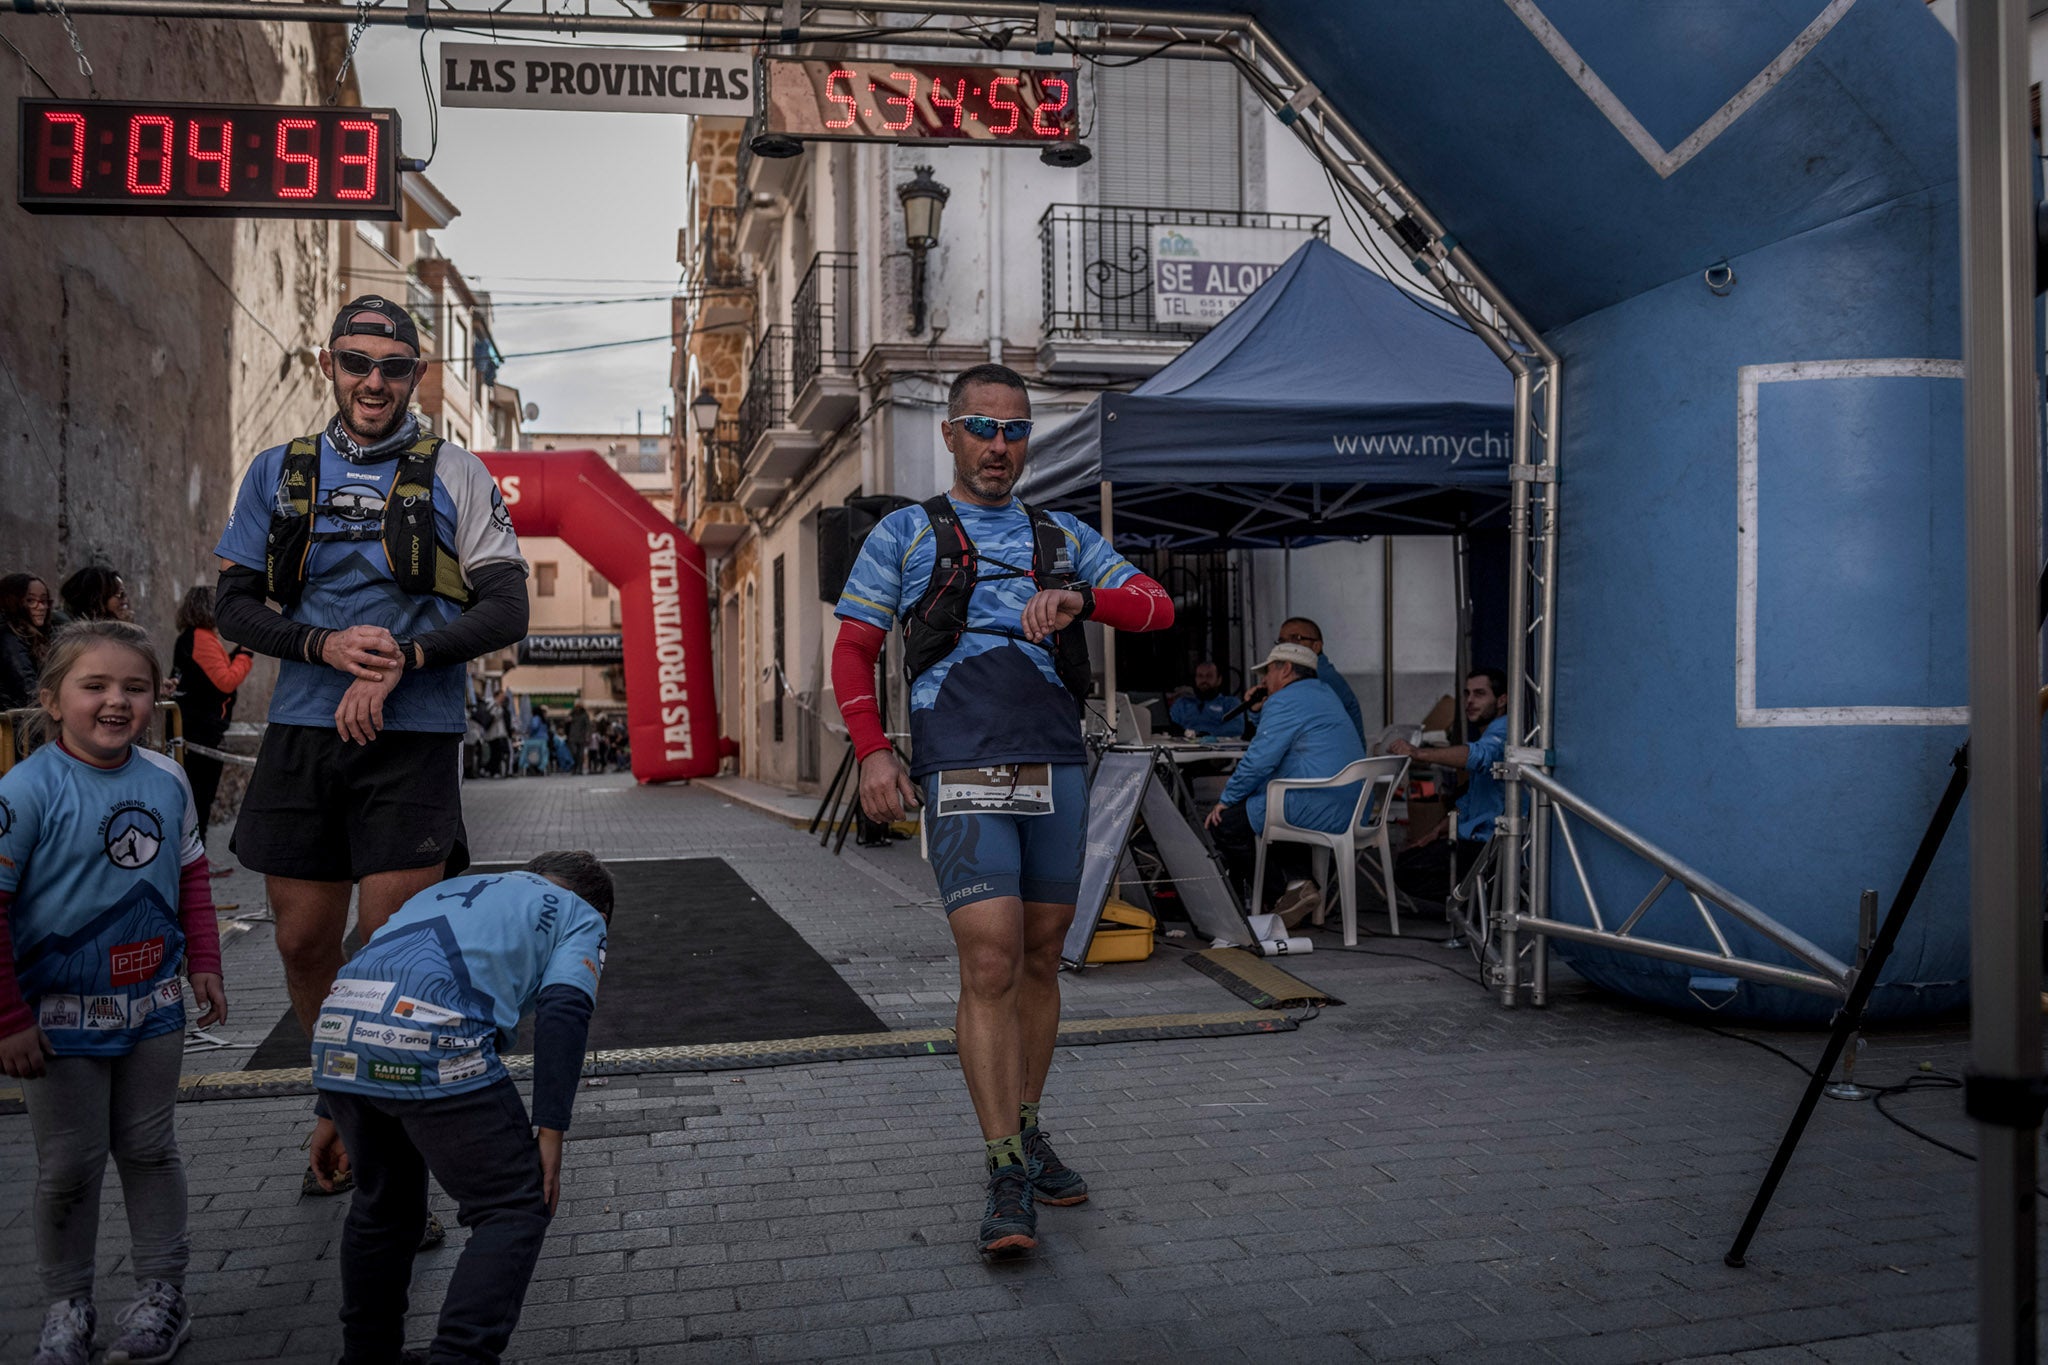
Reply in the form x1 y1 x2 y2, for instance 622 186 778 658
310 870 605 1101
213 428 525 733
0 744 203 1056
834 497 1137 777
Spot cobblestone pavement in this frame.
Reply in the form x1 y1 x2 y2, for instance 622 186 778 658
0 772 2013 1362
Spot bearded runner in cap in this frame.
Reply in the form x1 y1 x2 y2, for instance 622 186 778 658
831 363 1174 1259
212 296 528 1202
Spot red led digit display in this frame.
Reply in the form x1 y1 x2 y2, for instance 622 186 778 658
17 100 402 219
761 58 1078 145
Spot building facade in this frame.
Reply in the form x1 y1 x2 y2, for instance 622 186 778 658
0 17 352 665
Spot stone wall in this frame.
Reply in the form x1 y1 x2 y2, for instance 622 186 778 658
0 15 346 708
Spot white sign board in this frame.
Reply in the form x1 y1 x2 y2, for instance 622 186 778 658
438 43 756 116
1150 223 1313 327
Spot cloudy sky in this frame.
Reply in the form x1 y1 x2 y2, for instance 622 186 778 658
355 28 686 435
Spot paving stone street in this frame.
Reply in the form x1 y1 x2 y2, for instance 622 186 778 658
0 771 2008 1363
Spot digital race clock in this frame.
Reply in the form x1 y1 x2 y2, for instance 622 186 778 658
17 100 403 219
759 58 1077 146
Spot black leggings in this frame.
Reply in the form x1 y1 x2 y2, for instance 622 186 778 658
185 751 223 847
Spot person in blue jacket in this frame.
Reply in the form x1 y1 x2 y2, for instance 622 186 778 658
306 851 611 1365
1205 642 1368 927
1391 667 1510 902
1278 617 1365 741
1167 660 1244 738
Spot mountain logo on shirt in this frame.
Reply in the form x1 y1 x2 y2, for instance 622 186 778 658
0 796 12 839
100 802 164 869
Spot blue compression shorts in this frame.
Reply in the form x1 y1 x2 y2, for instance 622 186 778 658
922 763 1087 912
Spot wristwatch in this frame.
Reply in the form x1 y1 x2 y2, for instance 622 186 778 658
394 638 421 672
1073 582 1097 620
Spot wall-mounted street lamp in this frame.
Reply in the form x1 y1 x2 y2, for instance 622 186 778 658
690 386 721 436
897 164 950 336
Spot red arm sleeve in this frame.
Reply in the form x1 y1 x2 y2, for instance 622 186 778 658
1089 573 1175 633
193 628 254 693
0 892 30 1037
178 858 223 979
831 619 893 762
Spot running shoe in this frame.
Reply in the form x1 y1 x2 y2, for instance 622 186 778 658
103 1280 189 1364
1024 1127 1090 1206
420 1212 446 1249
33 1297 95 1365
301 1163 353 1196
977 1163 1038 1258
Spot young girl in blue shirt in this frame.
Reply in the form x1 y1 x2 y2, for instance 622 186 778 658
0 621 228 1365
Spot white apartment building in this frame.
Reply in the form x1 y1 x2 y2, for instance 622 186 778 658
677 48 1460 793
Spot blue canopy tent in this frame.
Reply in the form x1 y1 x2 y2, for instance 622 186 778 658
1026 239 1514 546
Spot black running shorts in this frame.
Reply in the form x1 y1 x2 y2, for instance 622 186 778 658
232 724 468 883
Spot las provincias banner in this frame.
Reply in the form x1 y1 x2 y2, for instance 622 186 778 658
439 42 755 117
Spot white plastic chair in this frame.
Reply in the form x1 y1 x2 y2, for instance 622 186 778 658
1251 755 1411 945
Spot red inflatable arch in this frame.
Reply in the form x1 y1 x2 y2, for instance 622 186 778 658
477 450 718 784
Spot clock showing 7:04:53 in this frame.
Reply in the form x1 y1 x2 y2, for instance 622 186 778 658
759 58 1077 146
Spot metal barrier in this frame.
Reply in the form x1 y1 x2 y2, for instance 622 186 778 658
1448 764 1852 1003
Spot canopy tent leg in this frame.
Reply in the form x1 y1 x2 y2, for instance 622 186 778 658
1382 536 1395 727
1101 480 1118 729
1454 531 1470 745
1957 1 2042 1358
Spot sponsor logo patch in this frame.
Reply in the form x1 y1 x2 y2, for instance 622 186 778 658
37 995 81 1029
437 1050 488 1084
324 979 396 1013
313 1013 354 1045
392 996 463 1025
320 1050 360 1081
153 978 184 1011
434 1033 489 1051
368 1059 422 1085
109 937 165 987
0 795 13 839
128 993 157 1026
351 1020 434 1052
83 995 129 1030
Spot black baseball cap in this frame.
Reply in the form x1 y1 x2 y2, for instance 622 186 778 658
329 295 420 353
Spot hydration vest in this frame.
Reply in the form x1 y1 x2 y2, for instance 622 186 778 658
263 431 470 607
901 495 1094 707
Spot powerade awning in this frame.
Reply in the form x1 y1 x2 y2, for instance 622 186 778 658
517 633 624 666
1024 239 1514 547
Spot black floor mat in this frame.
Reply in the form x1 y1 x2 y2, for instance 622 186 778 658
244 858 886 1070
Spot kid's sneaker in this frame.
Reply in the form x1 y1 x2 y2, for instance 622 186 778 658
33 1296 95 1365
103 1280 190 1364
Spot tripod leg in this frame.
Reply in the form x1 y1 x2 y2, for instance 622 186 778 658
1725 744 1970 1267
814 746 853 838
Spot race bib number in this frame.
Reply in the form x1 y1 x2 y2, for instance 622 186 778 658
935 763 1054 817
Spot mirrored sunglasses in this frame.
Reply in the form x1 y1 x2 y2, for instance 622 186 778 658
331 349 424 381
950 414 1033 441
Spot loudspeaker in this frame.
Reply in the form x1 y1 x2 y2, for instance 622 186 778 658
817 494 917 604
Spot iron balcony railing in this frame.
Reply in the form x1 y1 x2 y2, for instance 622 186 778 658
1039 203 1330 340
792 251 858 398
693 205 746 291
738 326 795 462
701 421 743 502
